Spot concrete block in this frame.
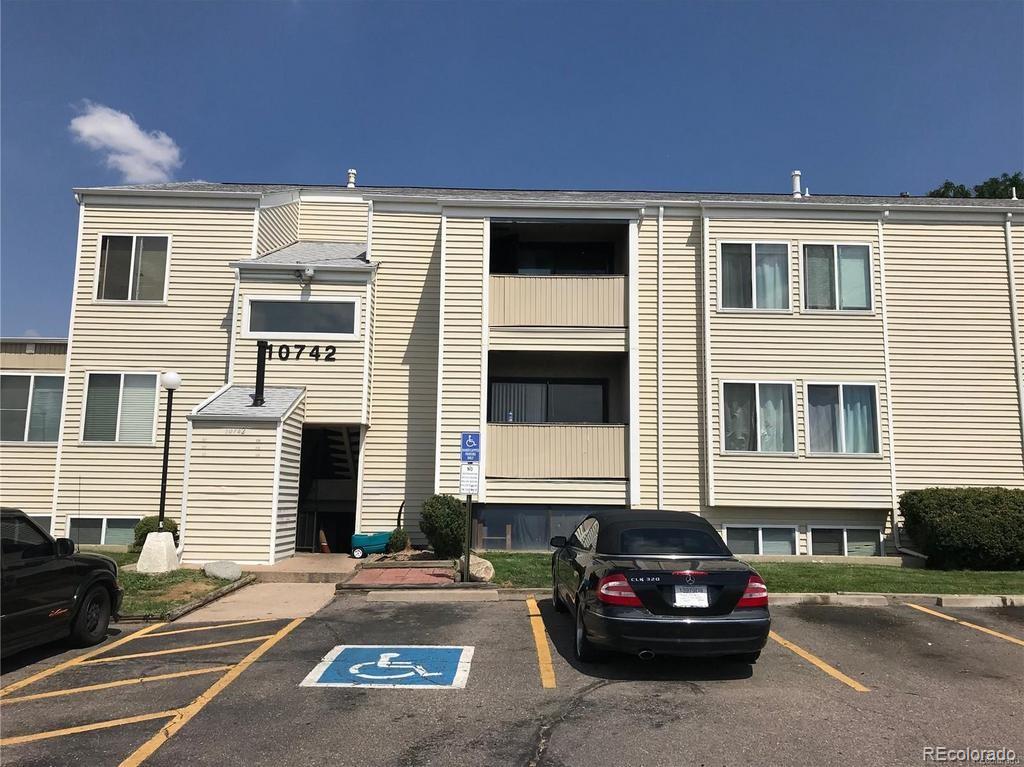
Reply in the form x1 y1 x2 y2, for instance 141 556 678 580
136 531 179 574
367 590 500 603
936 595 1006 608
204 560 242 581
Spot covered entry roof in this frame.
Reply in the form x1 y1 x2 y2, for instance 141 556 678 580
191 385 305 422
233 241 372 272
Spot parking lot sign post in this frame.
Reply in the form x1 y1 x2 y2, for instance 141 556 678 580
460 432 480 582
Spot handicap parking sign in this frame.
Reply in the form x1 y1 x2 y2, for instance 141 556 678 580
300 645 474 689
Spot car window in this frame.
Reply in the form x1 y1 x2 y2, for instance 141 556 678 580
569 518 599 551
617 527 729 556
1 515 53 561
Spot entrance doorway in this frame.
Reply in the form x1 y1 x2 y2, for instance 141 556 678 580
295 425 360 554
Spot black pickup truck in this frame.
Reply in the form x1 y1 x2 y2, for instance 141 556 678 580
1 507 122 658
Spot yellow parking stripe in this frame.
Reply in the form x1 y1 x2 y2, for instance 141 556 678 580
0 622 166 698
0 709 180 747
0 666 233 705
526 597 556 689
905 603 1024 647
769 631 871 692
79 634 275 665
119 617 304 767
145 618 280 638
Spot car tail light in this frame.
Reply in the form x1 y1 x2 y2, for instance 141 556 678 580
736 574 768 608
596 574 642 607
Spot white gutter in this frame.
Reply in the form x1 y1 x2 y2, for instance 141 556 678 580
700 207 715 508
1005 213 1024 466
876 213 903 552
656 206 664 509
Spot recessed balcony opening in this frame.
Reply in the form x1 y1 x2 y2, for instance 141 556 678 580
490 220 628 276
488 221 630 329
486 351 628 480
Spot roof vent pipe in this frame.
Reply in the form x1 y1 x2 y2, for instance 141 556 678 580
1013 187 1018 200
791 170 802 199
347 169 357 188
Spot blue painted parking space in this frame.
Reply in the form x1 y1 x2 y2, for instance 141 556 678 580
300 645 474 689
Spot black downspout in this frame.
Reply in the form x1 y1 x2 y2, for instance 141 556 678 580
254 340 267 407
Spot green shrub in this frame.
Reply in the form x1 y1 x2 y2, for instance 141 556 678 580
388 527 410 553
900 487 1024 570
419 494 466 559
133 516 179 549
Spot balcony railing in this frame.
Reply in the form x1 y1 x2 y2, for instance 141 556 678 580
489 275 626 327
486 423 627 479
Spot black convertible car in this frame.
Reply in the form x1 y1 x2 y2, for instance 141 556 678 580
1 508 122 658
551 510 770 663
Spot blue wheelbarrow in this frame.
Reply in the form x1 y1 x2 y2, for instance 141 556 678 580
351 531 390 559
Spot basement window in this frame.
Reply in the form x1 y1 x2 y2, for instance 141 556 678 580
724 526 797 555
67 517 140 545
810 527 882 556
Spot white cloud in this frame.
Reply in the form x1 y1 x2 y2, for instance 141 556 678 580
69 102 182 183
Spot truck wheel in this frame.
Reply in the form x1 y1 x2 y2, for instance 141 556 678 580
70 586 111 647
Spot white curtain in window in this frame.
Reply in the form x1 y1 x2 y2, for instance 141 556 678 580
804 246 835 309
27 376 64 442
721 244 752 308
758 384 793 452
118 375 156 442
755 245 788 309
807 385 841 452
838 246 870 310
843 385 878 453
723 383 756 451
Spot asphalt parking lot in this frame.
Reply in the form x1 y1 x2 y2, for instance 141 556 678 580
1 596 1021 767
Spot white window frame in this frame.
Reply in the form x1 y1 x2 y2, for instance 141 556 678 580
804 382 882 456
79 371 160 445
66 515 142 545
719 379 797 455
808 526 884 556
723 524 799 556
242 294 362 342
92 233 173 305
0 372 65 444
798 241 874 314
716 241 792 313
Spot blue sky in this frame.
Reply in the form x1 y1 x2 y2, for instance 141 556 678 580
2 0 1022 337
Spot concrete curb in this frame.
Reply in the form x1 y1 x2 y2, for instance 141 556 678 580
937 594 1023 608
771 593 890 606
336 581 497 593
118 574 257 623
367 590 500 603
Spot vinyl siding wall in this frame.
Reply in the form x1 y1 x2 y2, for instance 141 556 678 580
660 213 704 511
1 344 67 371
181 421 277 563
485 478 628 505
297 200 369 242
636 215 659 506
358 211 441 534
707 217 892 508
437 217 486 496
488 327 628 352
256 201 299 256
232 274 367 423
0 445 57 518
54 202 255 535
886 219 1024 489
275 398 304 560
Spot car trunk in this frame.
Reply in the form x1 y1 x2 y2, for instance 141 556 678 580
604 557 752 616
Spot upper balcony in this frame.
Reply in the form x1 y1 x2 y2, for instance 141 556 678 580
488 220 628 337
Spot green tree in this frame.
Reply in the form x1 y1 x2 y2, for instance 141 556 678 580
927 171 1022 199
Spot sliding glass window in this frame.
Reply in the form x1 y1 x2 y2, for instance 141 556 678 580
807 384 879 454
722 382 794 453
803 244 871 311
720 243 789 310
489 379 608 424
0 374 64 442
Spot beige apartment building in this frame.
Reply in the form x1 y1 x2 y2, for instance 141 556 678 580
1 174 1022 564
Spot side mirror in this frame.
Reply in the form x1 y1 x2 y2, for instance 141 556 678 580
549 536 567 548
55 538 75 558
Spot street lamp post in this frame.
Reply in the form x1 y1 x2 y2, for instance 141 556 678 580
157 371 181 531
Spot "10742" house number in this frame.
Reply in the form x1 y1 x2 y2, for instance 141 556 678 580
263 343 337 362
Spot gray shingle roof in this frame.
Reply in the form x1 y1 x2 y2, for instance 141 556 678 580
74 180 1024 208
243 240 370 270
192 385 304 422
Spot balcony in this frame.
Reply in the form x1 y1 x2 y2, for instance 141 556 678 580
486 423 627 479
489 274 627 328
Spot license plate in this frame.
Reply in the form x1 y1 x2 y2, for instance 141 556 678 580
673 585 709 608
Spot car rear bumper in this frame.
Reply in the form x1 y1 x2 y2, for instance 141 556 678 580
583 607 770 657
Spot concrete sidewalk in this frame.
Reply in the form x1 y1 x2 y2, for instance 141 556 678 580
175 582 336 623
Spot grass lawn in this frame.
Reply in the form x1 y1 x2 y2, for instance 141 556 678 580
119 569 232 618
484 552 1024 594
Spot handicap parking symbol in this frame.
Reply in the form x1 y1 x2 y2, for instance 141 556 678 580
300 645 474 689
